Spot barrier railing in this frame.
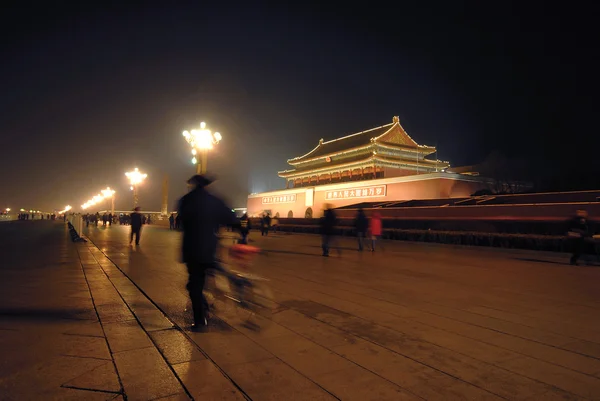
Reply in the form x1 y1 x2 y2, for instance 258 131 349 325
67 214 86 242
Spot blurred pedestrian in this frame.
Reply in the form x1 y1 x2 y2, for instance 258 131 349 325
370 211 383 252
568 209 589 265
320 204 337 257
178 174 238 329
130 207 142 245
261 213 271 236
354 207 368 251
239 213 251 244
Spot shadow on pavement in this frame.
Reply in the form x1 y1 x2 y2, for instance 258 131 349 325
0 308 96 322
513 257 600 266
306 244 359 252
262 249 325 257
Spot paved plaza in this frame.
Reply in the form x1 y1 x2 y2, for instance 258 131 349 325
2 221 600 400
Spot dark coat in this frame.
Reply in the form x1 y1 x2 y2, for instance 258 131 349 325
569 216 589 236
240 215 251 234
177 187 238 264
354 210 368 233
320 209 337 236
130 212 143 230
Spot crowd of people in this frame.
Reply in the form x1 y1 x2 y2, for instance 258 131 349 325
168 213 181 230
82 212 153 227
319 205 382 257
17 212 55 220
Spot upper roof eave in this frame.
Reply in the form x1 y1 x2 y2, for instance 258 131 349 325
287 123 394 165
278 154 450 178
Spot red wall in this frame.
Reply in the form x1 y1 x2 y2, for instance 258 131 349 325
247 191 307 218
335 202 600 222
247 176 487 218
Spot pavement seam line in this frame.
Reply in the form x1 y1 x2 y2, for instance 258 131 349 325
62 332 105 338
85 236 254 401
60 353 112 361
76 244 127 400
60 384 121 395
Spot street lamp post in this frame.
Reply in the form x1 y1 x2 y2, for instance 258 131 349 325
182 122 222 174
101 187 116 215
125 168 147 208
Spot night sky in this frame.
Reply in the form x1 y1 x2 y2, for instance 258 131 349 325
1 3 597 212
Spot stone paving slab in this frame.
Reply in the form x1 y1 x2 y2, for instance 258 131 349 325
224 358 337 400
173 360 246 400
112 346 184 401
0 222 124 400
62 360 121 393
83 225 600 400
151 329 206 365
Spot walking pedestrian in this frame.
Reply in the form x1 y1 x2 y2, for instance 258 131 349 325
369 211 383 251
178 174 238 330
261 213 271 236
239 213 251 244
320 204 337 257
354 207 368 251
130 207 142 245
169 213 175 230
568 209 589 265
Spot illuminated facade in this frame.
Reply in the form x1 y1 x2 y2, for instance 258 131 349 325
248 116 488 218
279 116 449 188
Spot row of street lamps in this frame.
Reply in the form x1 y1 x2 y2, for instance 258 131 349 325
74 121 221 213
1 207 71 216
81 168 147 212
3 122 222 215
81 187 116 213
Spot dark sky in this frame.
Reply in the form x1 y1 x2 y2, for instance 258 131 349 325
1 2 597 212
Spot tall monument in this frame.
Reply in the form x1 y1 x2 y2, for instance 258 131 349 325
161 174 169 216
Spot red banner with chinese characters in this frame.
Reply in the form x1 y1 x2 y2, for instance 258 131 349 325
262 193 298 204
325 185 386 200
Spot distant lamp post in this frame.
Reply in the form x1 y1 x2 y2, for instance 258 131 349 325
182 121 222 174
125 168 147 208
101 187 116 214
